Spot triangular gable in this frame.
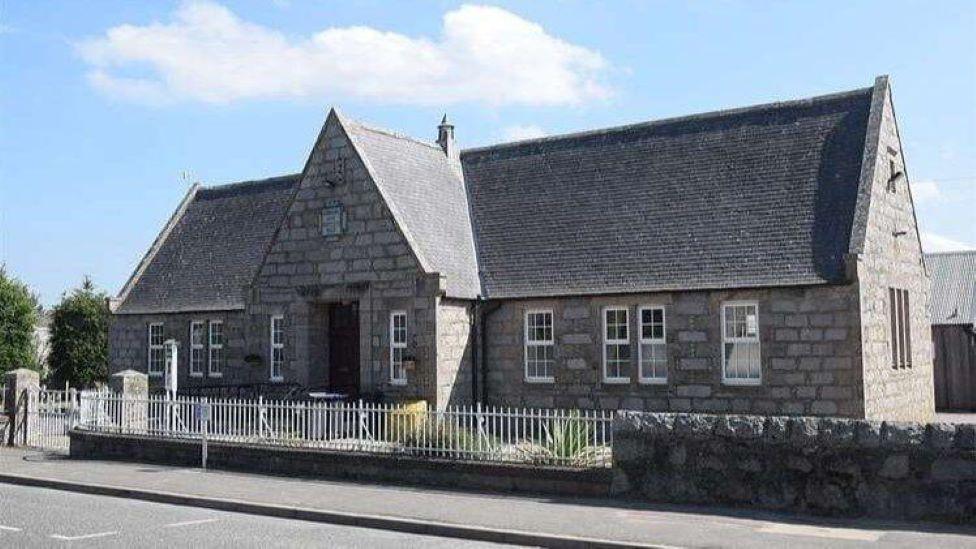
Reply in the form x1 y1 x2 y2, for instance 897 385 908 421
335 111 481 299
848 76 927 267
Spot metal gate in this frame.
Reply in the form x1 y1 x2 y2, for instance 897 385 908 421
25 389 82 453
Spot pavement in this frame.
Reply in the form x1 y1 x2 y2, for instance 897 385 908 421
0 483 510 548
1 448 975 548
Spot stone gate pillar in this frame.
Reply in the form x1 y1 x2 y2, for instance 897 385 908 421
109 369 148 433
4 368 40 446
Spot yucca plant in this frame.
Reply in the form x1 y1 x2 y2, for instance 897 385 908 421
541 412 593 466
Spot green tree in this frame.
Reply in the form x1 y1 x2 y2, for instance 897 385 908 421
0 266 40 375
49 277 110 387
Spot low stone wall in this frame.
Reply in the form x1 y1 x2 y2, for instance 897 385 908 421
69 430 610 498
612 412 976 523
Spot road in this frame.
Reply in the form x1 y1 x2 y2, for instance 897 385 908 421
0 483 511 548
2 449 975 548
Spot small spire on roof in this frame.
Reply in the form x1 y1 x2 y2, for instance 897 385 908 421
437 114 461 178
437 113 455 154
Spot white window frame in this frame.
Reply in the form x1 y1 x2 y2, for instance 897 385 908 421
638 306 667 384
602 306 631 384
208 320 224 378
147 323 164 377
389 311 407 385
524 309 555 383
721 301 762 385
270 315 284 382
189 321 205 377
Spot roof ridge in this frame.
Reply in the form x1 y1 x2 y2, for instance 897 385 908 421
344 118 442 151
462 85 874 156
925 250 976 257
202 173 302 192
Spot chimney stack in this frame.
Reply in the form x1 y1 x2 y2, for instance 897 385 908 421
437 114 455 154
437 114 463 179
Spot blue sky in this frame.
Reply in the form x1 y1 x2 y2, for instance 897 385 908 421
2 1 974 307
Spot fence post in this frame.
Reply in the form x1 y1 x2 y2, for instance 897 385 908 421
258 396 265 439
4 368 39 447
476 402 485 453
201 398 209 470
67 387 77 433
109 370 148 434
357 399 364 442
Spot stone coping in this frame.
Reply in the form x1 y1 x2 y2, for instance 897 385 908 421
613 411 976 451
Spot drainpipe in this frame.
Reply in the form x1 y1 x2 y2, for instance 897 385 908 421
472 296 502 404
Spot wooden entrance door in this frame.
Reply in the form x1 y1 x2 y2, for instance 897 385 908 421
328 302 360 398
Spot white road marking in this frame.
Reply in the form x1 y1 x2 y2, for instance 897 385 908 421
756 523 882 541
164 518 220 528
50 531 118 541
0 525 22 532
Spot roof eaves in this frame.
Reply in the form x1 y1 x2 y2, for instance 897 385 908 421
112 183 201 313
113 303 246 315
483 277 840 301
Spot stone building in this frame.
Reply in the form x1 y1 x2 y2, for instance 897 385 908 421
109 76 934 421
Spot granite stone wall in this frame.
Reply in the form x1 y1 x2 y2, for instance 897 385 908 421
108 114 456 403
69 429 611 497
612 411 976 523
853 83 935 422
109 311 249 389
435 298 474 408
483 285 864 416
243 111 440 401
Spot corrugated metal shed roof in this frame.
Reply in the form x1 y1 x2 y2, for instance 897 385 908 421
926 251 976 326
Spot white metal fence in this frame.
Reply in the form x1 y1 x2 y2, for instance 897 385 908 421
76 393 614 468
25 389 82 453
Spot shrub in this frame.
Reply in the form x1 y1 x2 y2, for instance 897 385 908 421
534 412 604 466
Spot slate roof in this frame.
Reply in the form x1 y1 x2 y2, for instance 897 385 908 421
117 81 884 312
342 117 481 298
115 175 300 314
461 87 873 298
926 251 976 326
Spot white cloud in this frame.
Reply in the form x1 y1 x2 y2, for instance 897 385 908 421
920 231 976 253
76 2 611 106
910 180 942 203
501 124 547 141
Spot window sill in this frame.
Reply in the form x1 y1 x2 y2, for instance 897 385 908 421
148 372 163 378
722 378 761 386
639 378 667 385
602 378 630 385
189 373 204 378
389 379 407 387
269 377 284 383
208 373 223 379
525 377 555 384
